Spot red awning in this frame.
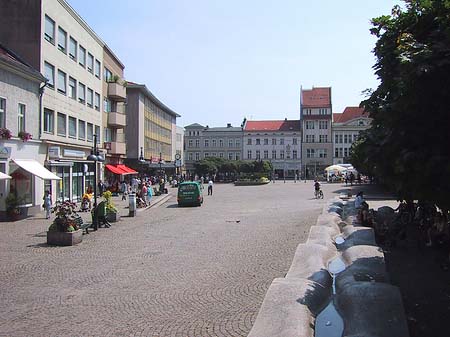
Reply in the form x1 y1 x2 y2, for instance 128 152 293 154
116 164 138 175
105 164 127 175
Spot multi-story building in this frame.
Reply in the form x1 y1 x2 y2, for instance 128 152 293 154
243 119 301 179
0 0 126 202
184 123 243 174
300 87 333 178
125 82 179 173
0 44 59 216
332 107 372 164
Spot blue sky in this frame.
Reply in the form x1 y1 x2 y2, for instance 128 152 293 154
69 0 400 127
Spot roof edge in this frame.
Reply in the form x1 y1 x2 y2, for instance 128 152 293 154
127 83 180 118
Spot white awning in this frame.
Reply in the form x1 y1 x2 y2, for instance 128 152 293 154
12 159 61 180
0 172 12 180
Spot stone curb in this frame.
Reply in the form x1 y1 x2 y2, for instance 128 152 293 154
248 195 410 337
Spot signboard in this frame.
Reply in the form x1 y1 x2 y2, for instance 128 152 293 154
48 146 61 159
63 149 86 158
175 159 182 167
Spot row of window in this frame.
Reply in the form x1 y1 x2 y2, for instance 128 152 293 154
247 138 298 146
305 120 329 129
305 135 329 143
187 139 241 148
44 14 101 79
246 150 299 160
335 147 351 158
0 98 26 132
43 108 100 141
335 133 359 144
187 152 241 161
306 149 328 158
44 61 100 111
303 108 330 115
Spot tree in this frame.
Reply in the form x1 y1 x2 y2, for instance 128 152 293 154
352 0 450 210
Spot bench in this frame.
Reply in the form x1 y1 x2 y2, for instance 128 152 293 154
73 215 92 234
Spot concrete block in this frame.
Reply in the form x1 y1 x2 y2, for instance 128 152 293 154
248 278 331 337
307 226 337 250
340 225 376 248
336 283 409 337
286 243 336 288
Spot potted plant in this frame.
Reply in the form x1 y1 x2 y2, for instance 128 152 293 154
0 127 12 140
18 131 32 142
47 201 83 246
103 190 119 222
5 193 22 221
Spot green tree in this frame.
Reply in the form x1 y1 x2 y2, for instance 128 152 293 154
352 0 450 210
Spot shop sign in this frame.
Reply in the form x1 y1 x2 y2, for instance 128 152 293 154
63 149 86 158
0 146 11 159
48 146 61 159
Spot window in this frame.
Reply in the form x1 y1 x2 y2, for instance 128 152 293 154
219 152 224 158
335 134 339 143
304 108 312 115
306 149 315 158
57 112 66 136
272 138 277 145
79 45 86 67
195 139 200 147
211 152 217 157
87 123 93 141
95 125 100 140
339 134 343 143
69 37 77 60
219 139 224 147
235 153 240 160
344 134 348 143
319 120 328 129
104 127 113 142
255 138 260 145
280 150 284 159
57 70 66 94
68 77 76 99
293 150 298 159
280 138 285 145
212 139 217 147
44 62 55 88
68 117 77 138
344 148 349 158
263 138 268 145
87 53 94 73
235 139 240 147
18 104 25 132
44 15 55 44
319 135 328 143
306 135 314 143
256 150 260 160
95 60 101 79
104 67 112 82
188 140 193 147
292 138 298 145
204 139 209 147
58 27 67 53
247 150 252 159
195 153 200 161
87 88 93 107
318 149 327 158
104 98 111 112
272 150 276 159
264 150 268 159
0 98 5 128
94 93 100 111
228 152 233 160
319 108 328 115
78 120 85 140
306 121 315 129
205 152 210 158
335 148 339 157
188 152 193 161
247 138 252 145
229 139 233 147
43 108 54 133
78 83 85 103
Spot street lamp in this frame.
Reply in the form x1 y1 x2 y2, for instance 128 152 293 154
159 152 163 177
86 134 104 218
139 147 145 162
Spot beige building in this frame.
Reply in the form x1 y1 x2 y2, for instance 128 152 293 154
0 0 126 201
300 87 333 178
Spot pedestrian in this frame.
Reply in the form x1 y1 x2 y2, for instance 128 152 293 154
349 172 355 186
43 190 52 219
141 183 148 206
147 183 153 205
208 179 213 195
120 181 127 201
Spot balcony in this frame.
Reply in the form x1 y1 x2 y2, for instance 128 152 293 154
104 141 126 155
107 112 126 128
107 82 126 101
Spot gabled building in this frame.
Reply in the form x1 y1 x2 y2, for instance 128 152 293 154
332 107 372 164
300 87 333 178
243 119 301 179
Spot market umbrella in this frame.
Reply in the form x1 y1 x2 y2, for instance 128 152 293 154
0 172 12 180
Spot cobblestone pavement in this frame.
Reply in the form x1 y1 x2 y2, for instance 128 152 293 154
0 181 341 337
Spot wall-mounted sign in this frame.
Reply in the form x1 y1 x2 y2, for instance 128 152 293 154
0 146 11 159
48 146 61 159
63 149 86 158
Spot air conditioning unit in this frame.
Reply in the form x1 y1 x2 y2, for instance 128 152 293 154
48 146 61 159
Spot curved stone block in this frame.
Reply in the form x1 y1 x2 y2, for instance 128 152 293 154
336 283 409 337
340 225 376 248
286 243 336 288
307 226 337 250
248 278 331 337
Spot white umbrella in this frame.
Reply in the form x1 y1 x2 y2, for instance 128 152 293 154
0 172 12 180
325 165 347 172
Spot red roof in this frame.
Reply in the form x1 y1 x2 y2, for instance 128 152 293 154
301 87 331 107
105 164 138 175
244 120 301 132
333 107 369 123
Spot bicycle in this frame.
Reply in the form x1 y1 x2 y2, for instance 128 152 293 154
314 189 324 199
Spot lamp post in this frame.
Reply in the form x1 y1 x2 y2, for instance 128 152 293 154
139 147 144 162
159 152 163 178
87 134 104 229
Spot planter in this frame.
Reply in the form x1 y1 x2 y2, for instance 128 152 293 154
47 229 82 246
234 181 270 186
106 211 120 222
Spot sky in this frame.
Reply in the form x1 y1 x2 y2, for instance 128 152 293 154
69 0 401 128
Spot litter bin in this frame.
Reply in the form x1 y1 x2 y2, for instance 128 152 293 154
129 192 136 217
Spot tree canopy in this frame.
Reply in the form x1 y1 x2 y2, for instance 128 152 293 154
351 0 450 210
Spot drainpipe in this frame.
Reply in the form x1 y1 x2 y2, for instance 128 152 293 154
38 79 48 139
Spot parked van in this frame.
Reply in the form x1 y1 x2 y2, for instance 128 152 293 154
177 181 204 206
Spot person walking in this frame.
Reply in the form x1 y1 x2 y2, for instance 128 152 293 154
120 181 127 201
43 190 52 219
208 179 213 195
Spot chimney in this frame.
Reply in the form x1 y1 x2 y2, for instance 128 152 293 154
227 123 232 128
284 118 288 121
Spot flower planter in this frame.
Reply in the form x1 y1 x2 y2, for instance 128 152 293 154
106 211 120 222
47 229 82 246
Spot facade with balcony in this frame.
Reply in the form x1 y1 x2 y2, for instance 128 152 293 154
300 87 333 178
243 119 301 179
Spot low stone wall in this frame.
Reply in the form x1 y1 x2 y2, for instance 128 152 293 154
248 195 409 337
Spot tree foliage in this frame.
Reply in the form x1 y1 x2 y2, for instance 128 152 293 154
351 0 450 210
193 158 272 177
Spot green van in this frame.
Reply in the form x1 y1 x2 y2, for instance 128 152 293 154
177 181 204 206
